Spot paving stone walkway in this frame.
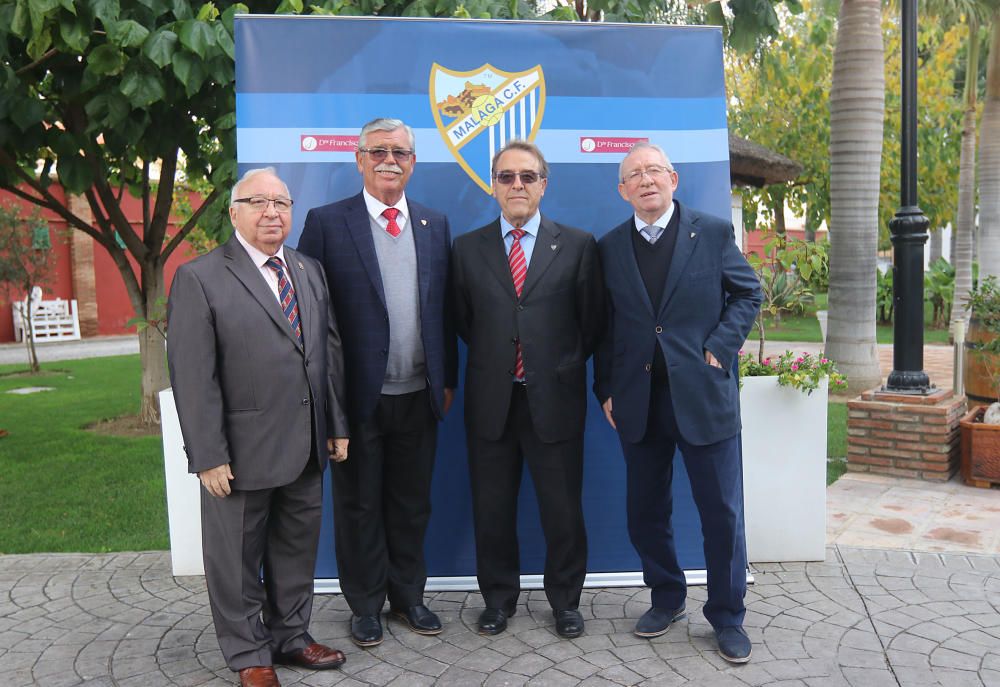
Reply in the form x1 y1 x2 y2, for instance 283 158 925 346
2 547 998 687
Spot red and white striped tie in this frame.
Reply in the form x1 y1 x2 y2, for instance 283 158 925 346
509 228 527 380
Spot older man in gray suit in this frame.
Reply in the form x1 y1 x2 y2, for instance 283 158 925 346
167 168 349 687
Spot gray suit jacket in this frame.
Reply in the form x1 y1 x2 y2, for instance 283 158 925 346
167 235 348 490
453 215 605 443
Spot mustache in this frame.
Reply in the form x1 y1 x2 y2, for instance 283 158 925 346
374 163 403 174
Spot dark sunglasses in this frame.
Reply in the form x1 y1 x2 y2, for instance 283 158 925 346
493 171 544 185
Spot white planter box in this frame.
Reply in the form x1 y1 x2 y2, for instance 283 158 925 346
740 375 828 562
160 389 205 576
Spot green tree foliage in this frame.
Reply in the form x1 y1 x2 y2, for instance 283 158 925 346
728 1 833 240
0 0 246 423
728 4 964 251
880 19 965 247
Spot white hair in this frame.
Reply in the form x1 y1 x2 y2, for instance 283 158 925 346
230 167 290 207
619 143 674 182
359 118 416 151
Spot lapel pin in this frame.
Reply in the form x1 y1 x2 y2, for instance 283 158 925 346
420 219 428 226
551 244 557 250
689 232 696 238
298 261 305 269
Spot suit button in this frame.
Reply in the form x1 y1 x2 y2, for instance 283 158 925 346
655 326 663 334
381 349 387 356
511 337 517 344
517 305 524 311
302 398 310 405
644 363 652 372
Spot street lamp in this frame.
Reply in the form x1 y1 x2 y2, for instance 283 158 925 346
885 0 932 393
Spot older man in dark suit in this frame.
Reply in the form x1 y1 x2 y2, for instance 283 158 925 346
298 118 457 648
452 140 604 639
594 143 762 663
168 168 349 687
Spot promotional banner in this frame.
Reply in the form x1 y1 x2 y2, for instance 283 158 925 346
234 16 733 584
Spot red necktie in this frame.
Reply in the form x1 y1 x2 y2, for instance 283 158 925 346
382 207 402 237
509 229 527 380
265 257 303 346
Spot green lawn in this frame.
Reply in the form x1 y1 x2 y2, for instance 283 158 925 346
749 292 951 344
0 356 168 553
0 353 849 553
827 400 848 485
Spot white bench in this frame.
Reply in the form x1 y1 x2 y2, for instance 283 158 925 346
11 290 82 343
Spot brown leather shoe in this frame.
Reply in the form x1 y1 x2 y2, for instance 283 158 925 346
275 642 346 670
238 666 280 687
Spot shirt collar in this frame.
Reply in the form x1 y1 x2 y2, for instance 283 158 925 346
234 229 288 269
634 202 675 232
363 188 408 223
500 211 542 239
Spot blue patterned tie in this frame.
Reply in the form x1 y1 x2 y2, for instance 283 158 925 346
265 257 302 346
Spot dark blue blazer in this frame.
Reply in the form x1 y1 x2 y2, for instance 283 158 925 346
298 192 458 424
594 202 762 446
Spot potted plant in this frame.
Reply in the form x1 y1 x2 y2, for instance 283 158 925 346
960 276 1000 488
739 234 846 563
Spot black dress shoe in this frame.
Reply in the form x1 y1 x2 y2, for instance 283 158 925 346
478 606 514 635
350 614 383 647
553 609 585 638
634 604 686 638
391 604 443 635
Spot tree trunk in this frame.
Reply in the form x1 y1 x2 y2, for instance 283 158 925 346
772 191 787 236
138 262 168 425
138 323 168 425
950 17 979 331
980 11 1000 280
21 295 39 374
804 213 817 243
928 229 942 265
826 0 885 393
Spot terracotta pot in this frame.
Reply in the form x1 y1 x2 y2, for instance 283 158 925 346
959 405 1000 488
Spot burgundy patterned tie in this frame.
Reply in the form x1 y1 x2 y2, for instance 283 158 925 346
265 256 303 346
508 228 527 380
382 207 402 237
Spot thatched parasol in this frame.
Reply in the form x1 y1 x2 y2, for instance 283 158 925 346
728 134 803 188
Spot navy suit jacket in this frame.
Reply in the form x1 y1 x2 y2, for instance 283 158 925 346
298 192 458 424
594 202 762 447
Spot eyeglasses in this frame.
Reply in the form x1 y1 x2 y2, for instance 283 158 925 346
234 196 294 213
493 171 544 185
359 147 414 162
622 165 673 184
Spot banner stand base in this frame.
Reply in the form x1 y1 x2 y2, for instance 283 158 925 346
315 570 754 594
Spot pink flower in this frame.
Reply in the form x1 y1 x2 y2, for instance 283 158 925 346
791 364 799 371
795 357 804 363
821 358 828 364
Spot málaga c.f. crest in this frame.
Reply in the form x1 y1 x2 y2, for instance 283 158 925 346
429 63 546 194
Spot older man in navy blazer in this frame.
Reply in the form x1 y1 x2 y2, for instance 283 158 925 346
298 118 457 648
594 143 761 663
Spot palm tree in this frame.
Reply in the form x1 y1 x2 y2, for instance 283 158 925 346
950 13 981 329
826 0 885 392
980 8 1000 279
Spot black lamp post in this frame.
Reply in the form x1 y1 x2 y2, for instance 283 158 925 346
885 0 932 393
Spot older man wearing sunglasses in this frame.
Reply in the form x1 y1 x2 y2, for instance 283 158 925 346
452 141 605 639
